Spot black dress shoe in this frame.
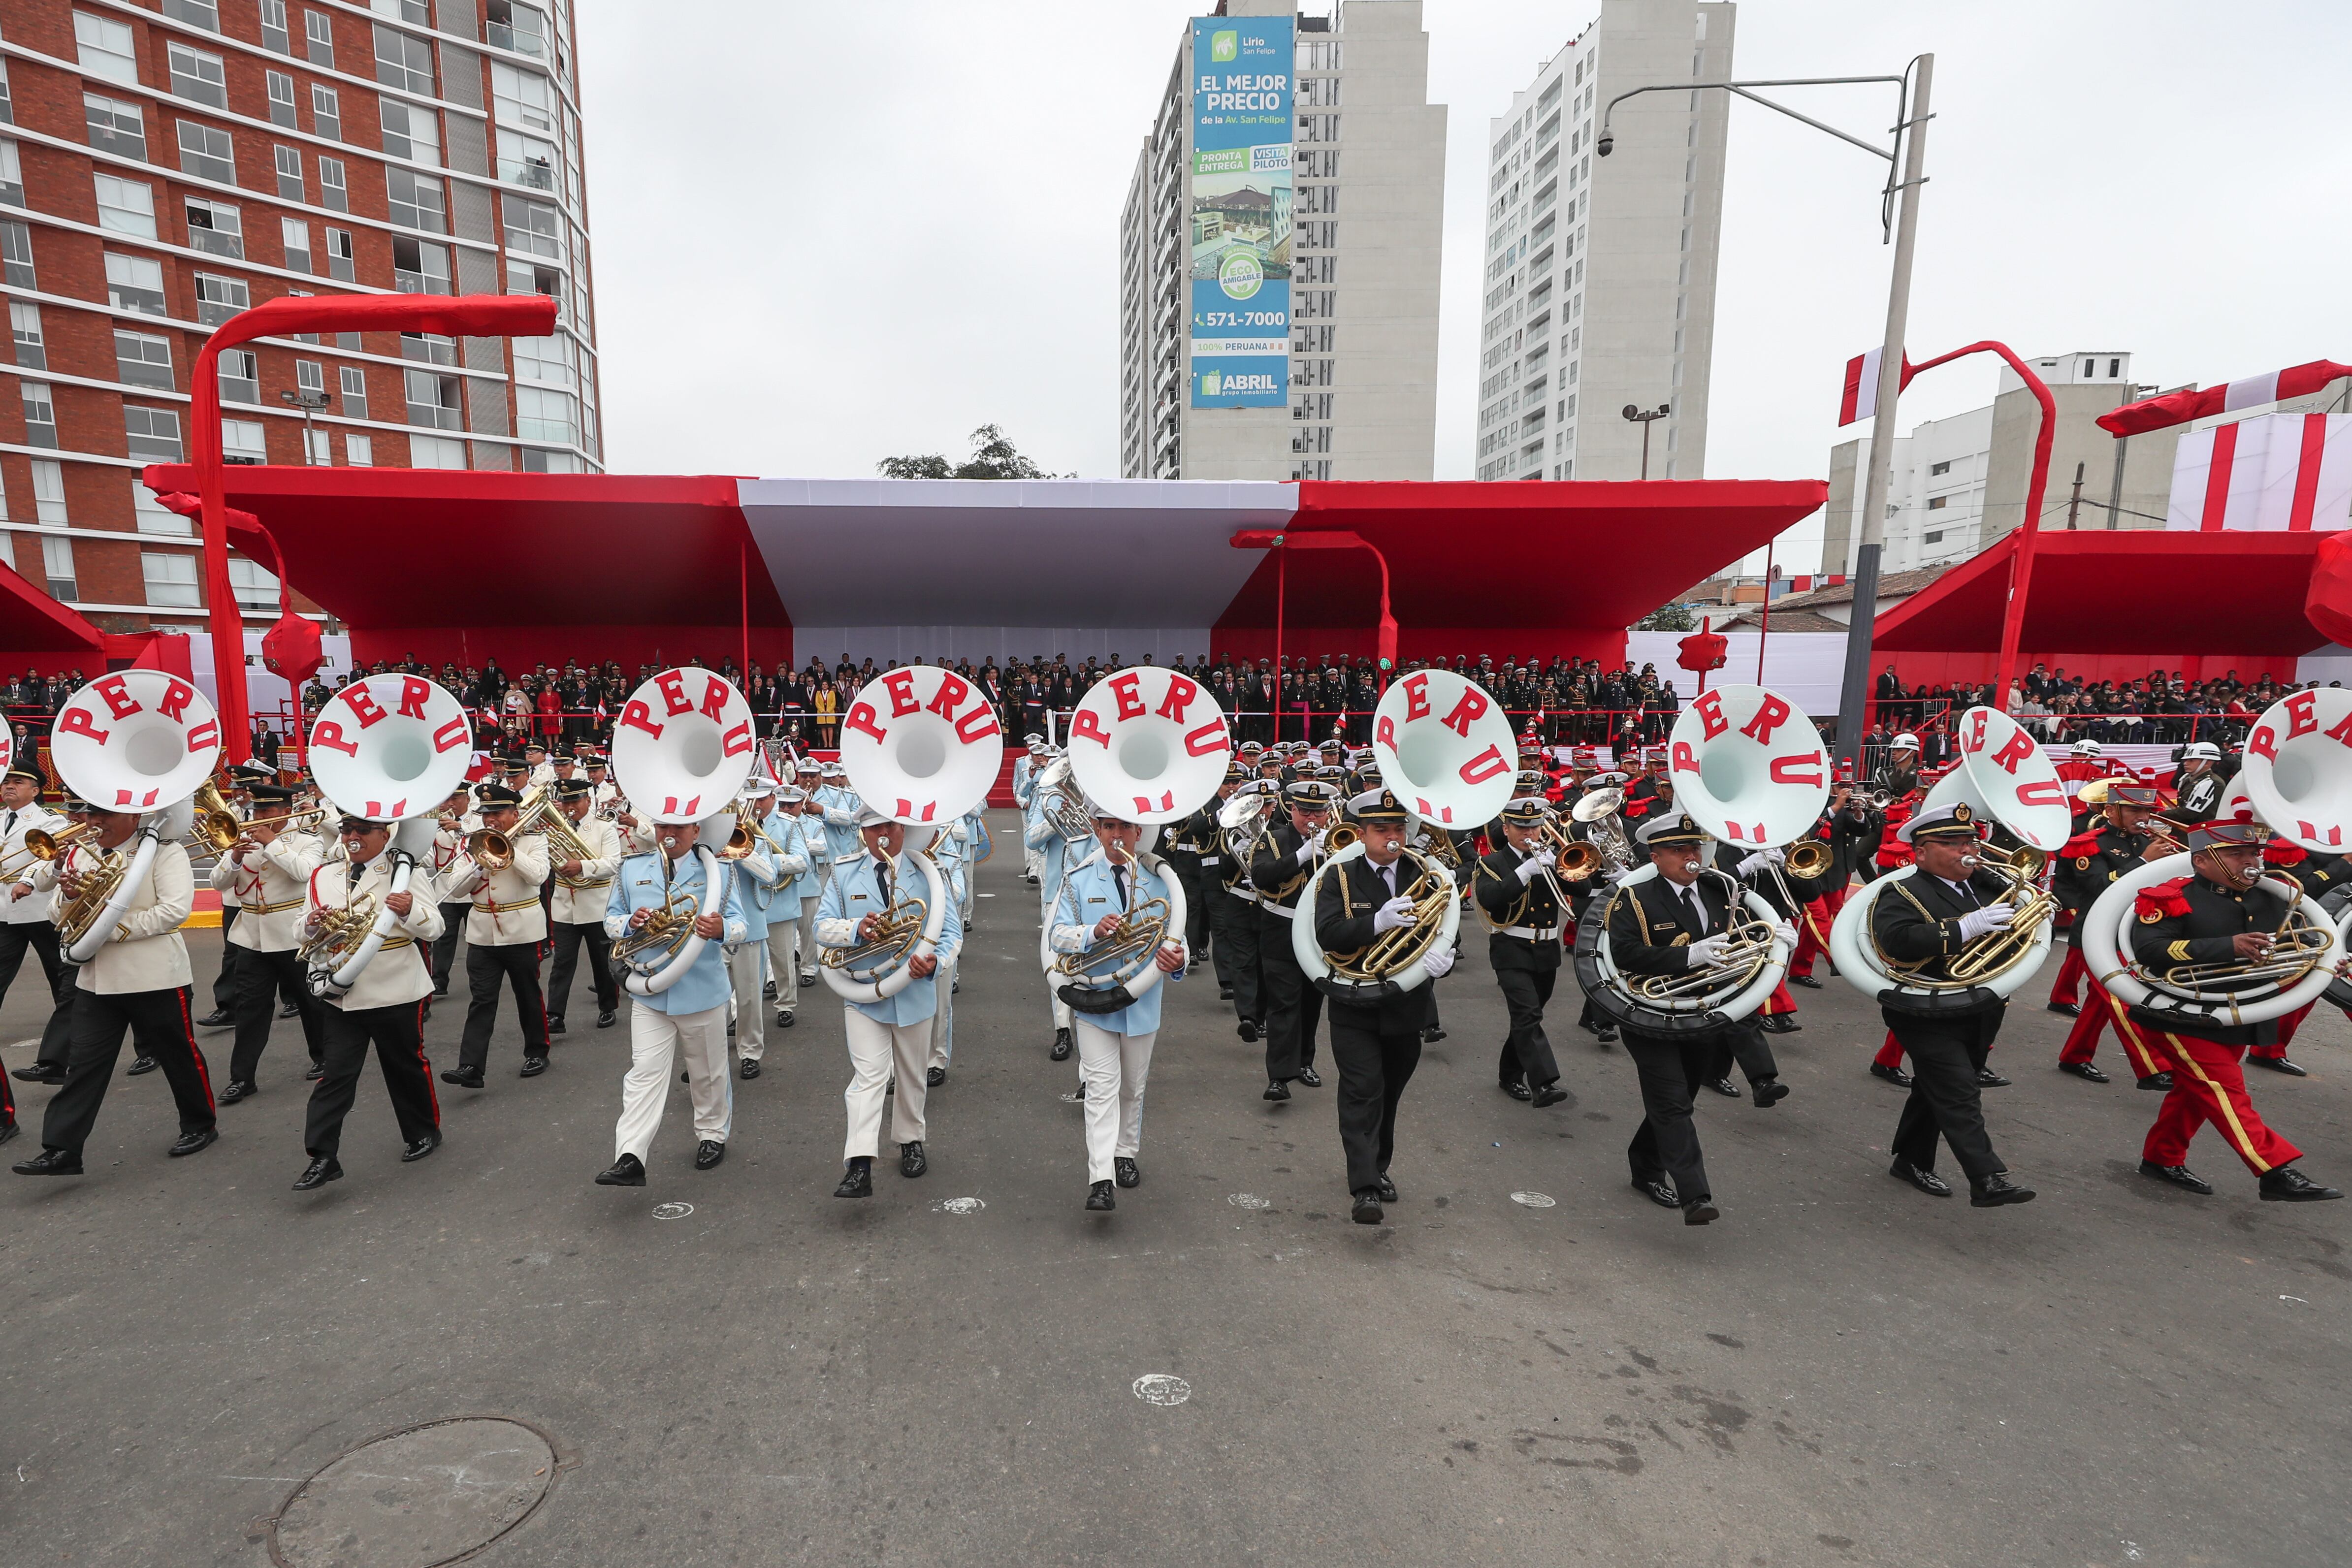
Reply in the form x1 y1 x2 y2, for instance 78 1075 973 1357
834 1160 873 1198
1086 1180 1117 1211
128 1056 161 1077
598 1009 617 1028
196 1008 234 1028
1218 985 1234 1000
11 1064 62 1083
1263 1079 1290 1102
0 1120 17 1148
1236 1019 1260 1043
1632 1177 1680 1209
548 1017 568 1036
1114 1156 1140 1189
2248 1056 2309 1077
1374 1172 1398 1203
1049 1028 1073 1061
1750 1078 1789 1109
278 1000 301 1020
1975 1067 2012 1088
441 1067 484 1088
1968 1173 2036 1208
304 1061 325 1081
740 1057 762 1080
798 970 816 987
595 1153 646 1187
1870 1062 1914 1088
2139 1159 2213 1194
773 1008 794 1029
1682 1197 1720 1226
519 1056 549 1078
1889 1157 1951 1197
1593 1025 1619 1045
401 1131 440 1163
1759 1014 1800 1034
763 979 777 998
1295 1064 1322 1088
2260 1166 2344 1202
2059 1060 2110 1083
292 1155 342 1191
1352 1190 1385 1224
926 1065 946 1087
1788 973 1822 990
1705 1076 1741 1099
2046 1000 2081 1018
1531 1083 1568 1108
168 1127 217 1158
1420 1024 1448 1044
217 1079 257 1105
2138 1071 2174 1091
899 1140 926 1179
13 1146 82 1176
695 1140 726 1171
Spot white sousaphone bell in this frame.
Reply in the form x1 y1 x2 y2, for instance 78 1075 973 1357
607 667 760 996
1057 666 1231 1008
48 670 224 962
301 673 477 997
829 665 1004 1003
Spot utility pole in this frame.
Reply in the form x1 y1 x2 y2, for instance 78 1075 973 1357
1621 402 1670 480
2065 461 2085 529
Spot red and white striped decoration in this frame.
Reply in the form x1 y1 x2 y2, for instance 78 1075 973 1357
2100 359 2352 437
2165 410 2352 532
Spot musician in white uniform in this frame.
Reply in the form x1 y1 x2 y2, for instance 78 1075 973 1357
595 814 746 1186
817 808 963 1197
1049 802 1188 1210
766 786 820 1031
0 766 76 1084
723 780 785 1080
291 812 447 1189
544 778 623 1035
1012 733 1044 884
438 781 552 1087
210 782 329 1101
12 806 214 1175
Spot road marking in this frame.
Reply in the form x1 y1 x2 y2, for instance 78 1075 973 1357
1227 1193 1270 1210
1510 1191 1557 1208
1132 1374 1190 1407
934 1197 985 1215
651 1202 693 1220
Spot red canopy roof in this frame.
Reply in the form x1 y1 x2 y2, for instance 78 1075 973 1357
0 560 106 656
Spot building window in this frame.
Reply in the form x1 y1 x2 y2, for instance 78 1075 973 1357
310 157 347 215
515 385 576 443
261 0 292 54
2081 359 2094 378
30 459 67 523
303 427 330 465
281 215 312 272
294 358 325 398
380 98 441 165
193 271 251 326
514 333 572 387
405 368 463 430
266 70 298 128
1929 460 1950 476
186 195 244 256
133 481 191 534
178 120 236 184
168 43 230 109
93 173 157 238
0 219 31 288
487 0 551 58
1926 495 1948 511
375 25 436 94
311 84 342 140
0 61 11 126
2108 357 2122 378
0 140 21 207
406 433 466 469
228 558 280 608
105 251 166 314
164 0 222 29
218 348 259 403
386 167 446 231
339 364 368 416
503 197 561 258
75 13 140 87
10 302 44 369
275 144 304 201
41 536 76 602
520 447 580 474
19 381 58 448
324 225 355 281
125 405 185 460
401 332 456 366
83 92 147 158
345 432 373 466
115 328 174 389
222 418 267 465
306 11 336 67
391 234 451 294
1923 530 1944 545
142 552 202 608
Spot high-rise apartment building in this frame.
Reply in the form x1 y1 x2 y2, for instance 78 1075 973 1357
1119 0 1445 483
0 0 600 633
1474 0 1731 482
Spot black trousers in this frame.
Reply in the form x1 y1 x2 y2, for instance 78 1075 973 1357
1622 1028 1735 1202
305 999 438 1158
1211 888 1262 1024
430 902 470 995
0 920 78 1069
1328 1003 1422 1191
1729 1024 1779 1086
41 986 214 1155
229 945 327 1084
1164 855 1211 960
1886 1011 2006 1181
211 906 241 1012
1493 961 1562 1087
460 940 549 1072
1257 914 1321 1080
546 920 617 1020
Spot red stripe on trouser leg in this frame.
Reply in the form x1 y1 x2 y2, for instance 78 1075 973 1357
2057 980 2162 1078
1874 1031 1905 1069
2257 1001 2316 1058
1788 897 1833 977
1760 980 1794 1016
2046 946 2087 1006
176 987 215 1110
2142 1032 2302 1175
415 999 441 1124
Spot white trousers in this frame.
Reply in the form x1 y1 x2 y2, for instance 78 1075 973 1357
1038 924 1073 1030
794 896 819 978
1074 1020 1156 1184
615 1001 732 1162
767 914 800 1012
728 942 767 1060
927 960 957 1070
1023 843 1044 880
844 1010 930 1159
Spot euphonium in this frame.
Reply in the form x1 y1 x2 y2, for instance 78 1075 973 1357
1325 848 1455 984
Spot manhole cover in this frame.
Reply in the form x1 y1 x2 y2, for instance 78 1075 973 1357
651 1202 693 1220
1132 1374 1191 1407
264 1416 572 1568
1510 1191 1557 1209
1227 1193 1271 1210
934 1197 985 1215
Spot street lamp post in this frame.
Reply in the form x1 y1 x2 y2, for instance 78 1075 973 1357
1620 402 1670 480
1600 57 1935 777
278 387 330 465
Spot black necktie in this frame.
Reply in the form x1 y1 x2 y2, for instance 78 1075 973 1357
1380 862 1397 899
876 856 893 904
1114 863 1129 910
1682 884 1708 935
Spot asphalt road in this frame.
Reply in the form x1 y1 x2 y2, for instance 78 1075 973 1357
4 813 2349 1568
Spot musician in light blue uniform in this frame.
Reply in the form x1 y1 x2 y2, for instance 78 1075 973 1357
594 815 747 1188
1049 801 1189 1212
815 763 863 870
818 808 964 1198
1024 748 1082 1061
1012 733 1044 886
765 785 818 1031
724 777 790 1080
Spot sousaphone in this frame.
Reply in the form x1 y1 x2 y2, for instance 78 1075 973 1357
608 667 760 995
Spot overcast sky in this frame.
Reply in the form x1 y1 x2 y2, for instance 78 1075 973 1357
576 0 2352 575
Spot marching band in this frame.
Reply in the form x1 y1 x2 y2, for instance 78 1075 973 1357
3 662 2345 1238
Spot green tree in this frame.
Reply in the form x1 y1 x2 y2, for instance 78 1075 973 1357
1635 603 1698 632
877 424 1064 480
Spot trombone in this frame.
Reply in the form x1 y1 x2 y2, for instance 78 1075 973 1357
192 779 326 854
0 821 91 879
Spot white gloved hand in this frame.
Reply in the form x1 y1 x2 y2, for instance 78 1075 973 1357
1736 848 1784 876
1771 920 1799 950
1687 933 1733 966
1515 852 1551 884
1422 944 1456 979
1957 904 2018 941
1372 895 1419 934
1308 830 1328 856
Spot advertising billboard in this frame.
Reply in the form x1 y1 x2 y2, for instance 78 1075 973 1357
1189 16 1292 410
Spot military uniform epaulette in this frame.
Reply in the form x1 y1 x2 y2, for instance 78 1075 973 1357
2134 877 2193 923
